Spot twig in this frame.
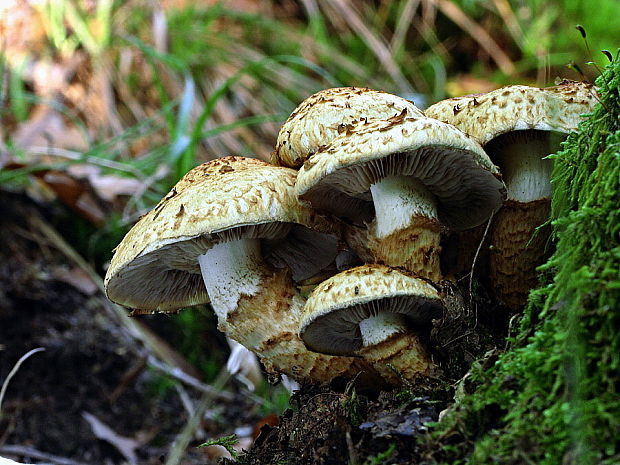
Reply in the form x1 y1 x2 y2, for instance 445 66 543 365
325 0 414 95
26 146 145 177
346 430 359 465
174 385 206 440
432 0 515 75
29 213 201 379
109 356 148 403
164 369 231 465
0 445 91 465
147 356 234 402
469 212 494 305
390 0 420 54
0 348 45 414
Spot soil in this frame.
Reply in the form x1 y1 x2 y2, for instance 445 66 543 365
231 384 444 465
0 193 258 464
0 192 511 464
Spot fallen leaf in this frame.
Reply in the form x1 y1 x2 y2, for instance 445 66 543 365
226 338 264 391
359 405 437 438
51 266 98 295
82 412 140 464
68 164 144 202
0 457 34 465
39 171 106 225
13 108 88 154
86 173 143 202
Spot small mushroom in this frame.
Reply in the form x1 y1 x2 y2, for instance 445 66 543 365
426 81 598 307
300 264 443 384
294 113 505 283
272 87 421 168
105 156 371 383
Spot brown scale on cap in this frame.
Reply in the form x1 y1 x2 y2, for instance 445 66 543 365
426 81 598 308
425 82 597 145
272 87 422 168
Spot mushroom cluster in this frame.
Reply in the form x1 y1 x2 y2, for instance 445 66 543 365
105 83 596 386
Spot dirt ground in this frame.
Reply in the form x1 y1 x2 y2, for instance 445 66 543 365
0 192 509 465
0 192 258 464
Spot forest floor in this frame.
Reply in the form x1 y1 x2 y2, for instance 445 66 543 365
0 192 261 464
0 191 511 465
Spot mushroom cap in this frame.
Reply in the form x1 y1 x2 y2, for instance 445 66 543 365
105 156 339 312
424 81 598 145
299 264 443 356
272 87 422 168
295 113 505 231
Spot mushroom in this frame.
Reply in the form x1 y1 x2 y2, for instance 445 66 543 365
300 264 443 384
294 111 505 283
425 81 598 307
272 87 421 168
104 156 371 383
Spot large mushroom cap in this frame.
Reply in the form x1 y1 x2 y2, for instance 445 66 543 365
426 81 598 309
300 265 443 356
105 156 339 312
424 81 598 145
272 87 422 168
295 113 505 231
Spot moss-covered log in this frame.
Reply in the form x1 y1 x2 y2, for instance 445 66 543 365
428 56 619 464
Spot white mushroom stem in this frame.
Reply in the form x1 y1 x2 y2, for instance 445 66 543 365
359 313 408 346
198 239 263 324
499 141 552 202
197 238 370 383
370 175 438 238
489 135 555 309
367 175 442 281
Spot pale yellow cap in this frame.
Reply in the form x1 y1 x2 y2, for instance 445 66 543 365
295 114 505 230
300 265 443 355
424 81 598 145
105 156 338 312
272 87 423 168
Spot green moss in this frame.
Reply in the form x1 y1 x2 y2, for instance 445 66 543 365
428 54 620 465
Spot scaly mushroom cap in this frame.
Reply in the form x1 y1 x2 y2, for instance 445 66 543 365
295 113 505 231
424 81 597 145
426 81 598 309
272 87 422 168
105 156 338 312
300 264 443 356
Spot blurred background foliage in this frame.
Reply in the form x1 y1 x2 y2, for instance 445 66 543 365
0 0 617 380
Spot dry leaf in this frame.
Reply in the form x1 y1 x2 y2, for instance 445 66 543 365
226 338 264 391
86 174 143 202
13 108 88 153
51 266 98 295
82 412 140 465
0 0 46 63
68 164 143 202
40 171 106 225
0 458 34 465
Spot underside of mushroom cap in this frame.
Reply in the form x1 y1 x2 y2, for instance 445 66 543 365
300 264 443 356
105 156 340 312
295 114 505 231
424 81 598 145
272 87 423 168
